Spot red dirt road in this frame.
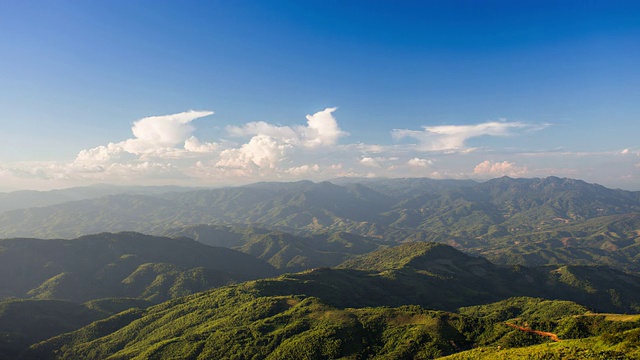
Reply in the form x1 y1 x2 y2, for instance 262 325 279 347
504 322 561 342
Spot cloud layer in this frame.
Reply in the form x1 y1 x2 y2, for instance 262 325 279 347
1 108 638 191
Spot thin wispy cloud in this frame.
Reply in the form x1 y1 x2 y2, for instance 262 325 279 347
392 121 548 152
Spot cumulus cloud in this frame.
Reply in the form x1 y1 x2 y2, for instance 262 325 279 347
407 158 433 168
302 107 349 147
54 107 355 187
184 136 219 153
214 108 349 175
392 121 546 151
473 160 529 177
360 157 382 168
75 110 216 163
226 107 348 148
216 134 291 170
286 164 321 175
76 143 125 163
17 108 637 191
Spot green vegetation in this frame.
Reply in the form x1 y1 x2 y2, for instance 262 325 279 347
0 298 150 358
441 332 640 359
165 225 386 272
1 176 638 274
23 292 640 359
0 232 276 303
1 177 640 358
3 241 640 359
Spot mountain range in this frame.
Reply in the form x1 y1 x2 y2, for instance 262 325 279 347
1 176 640 359
1 176 638 272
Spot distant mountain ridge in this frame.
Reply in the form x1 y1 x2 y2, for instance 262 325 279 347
0 184 198 213
1 176 637 239
0 176 638 272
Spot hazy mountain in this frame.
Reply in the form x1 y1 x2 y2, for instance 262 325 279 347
164 224 386 272
0 232 277 303
0 176 638 272
329 177 478 198
0 184 196 213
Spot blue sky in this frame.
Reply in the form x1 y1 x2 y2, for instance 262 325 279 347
1 1 639 190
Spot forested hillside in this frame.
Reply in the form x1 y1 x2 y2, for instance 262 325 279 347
0 232 276 303
164 224 386 271
20 243 640 359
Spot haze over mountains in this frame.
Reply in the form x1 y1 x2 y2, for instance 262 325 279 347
1 176 639 271
2 176 640 359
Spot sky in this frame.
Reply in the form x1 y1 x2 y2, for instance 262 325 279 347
1 0 639 191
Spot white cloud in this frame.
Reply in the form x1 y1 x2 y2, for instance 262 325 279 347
216 134 291 170
285 164 321 175
301 107 348 147
392 121 546 151
360 157 381 168
473 160 529 177
619 148 640 156
75 110 215 162
407 158 432 168
184 136 219 153
226 107 348 148
6 108 640 191
76 143 125 163
226 121 299 143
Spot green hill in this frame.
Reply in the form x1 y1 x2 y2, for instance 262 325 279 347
467 213 640 271
0 298 150 359
0 232 277 303
165 224 386 272
22 239 640 360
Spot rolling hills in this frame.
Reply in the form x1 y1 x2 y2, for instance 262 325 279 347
20 242 640 359
0 297 150 359
164 224 386 272
0 232 277 303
